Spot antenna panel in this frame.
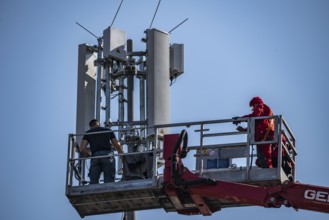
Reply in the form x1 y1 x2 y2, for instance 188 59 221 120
76 44 97 142
147 29 170 135
170 43 184 78
103 27 127 61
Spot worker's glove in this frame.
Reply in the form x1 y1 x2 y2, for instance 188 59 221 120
80 150 91 158
232 116 241 125
236 126 247 132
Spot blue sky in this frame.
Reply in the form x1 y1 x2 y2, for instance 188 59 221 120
1 0 328 220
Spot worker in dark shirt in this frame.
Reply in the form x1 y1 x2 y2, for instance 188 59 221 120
80 119 124 184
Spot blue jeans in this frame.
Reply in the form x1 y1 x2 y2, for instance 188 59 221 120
89 150 115 184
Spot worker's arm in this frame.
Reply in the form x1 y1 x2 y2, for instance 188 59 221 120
241 104 263 118
111 138 124 154
79 139 91 156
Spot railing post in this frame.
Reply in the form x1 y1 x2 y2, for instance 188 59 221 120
152 127 158 181
199 124 205 176
277 116 283 179
246 118 250 182
66 134 74 194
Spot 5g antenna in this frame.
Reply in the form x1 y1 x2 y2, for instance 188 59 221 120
75 22 99 39
111 0 124 27
149 0 162 29
168 18 188 34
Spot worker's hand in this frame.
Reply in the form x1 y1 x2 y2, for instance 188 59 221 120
232 116 241 125
80 150 91 157
236 126 247 132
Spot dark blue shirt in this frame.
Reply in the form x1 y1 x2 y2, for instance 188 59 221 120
82 127 116 154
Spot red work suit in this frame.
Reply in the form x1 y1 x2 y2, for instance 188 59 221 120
272 135 293 177
242 102 274 168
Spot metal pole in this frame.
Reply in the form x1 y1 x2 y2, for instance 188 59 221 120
65 134 73 195
139 56 146 140
95 37 103 121
125 39 136 220
199 124 204 176
118 77 125 128
123 211 135 220
277 116 283 179
127 39 134 124
105 62 111 123
117 76 125 175
127 74 134 123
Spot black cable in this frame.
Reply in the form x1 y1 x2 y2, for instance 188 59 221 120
75 22 98 39
149 0 162 29
111 0 124 27
168 18 189 34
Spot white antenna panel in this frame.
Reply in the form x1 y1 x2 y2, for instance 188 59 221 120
76 44 97 142
103 26 127 61
170 43 184 78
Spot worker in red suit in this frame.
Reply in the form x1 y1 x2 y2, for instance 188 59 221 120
235 96 274 168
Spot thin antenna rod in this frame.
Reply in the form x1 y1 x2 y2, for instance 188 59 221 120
149 0 162 29
111 0 124 27
75 22 99 39
169 18 189 34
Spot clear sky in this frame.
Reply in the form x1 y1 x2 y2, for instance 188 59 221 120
1 0 329 220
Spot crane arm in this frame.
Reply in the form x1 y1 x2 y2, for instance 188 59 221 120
162 130 329 215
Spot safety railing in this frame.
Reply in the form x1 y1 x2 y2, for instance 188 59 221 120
65 127 163 190
152 115 296 183
65 115 297 192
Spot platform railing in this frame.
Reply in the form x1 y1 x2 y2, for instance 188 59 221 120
65 127 163 190
152 115 297 183
66 115 297 192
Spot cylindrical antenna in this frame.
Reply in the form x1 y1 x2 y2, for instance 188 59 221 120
111 0 124 27
149 0 162 29
75 22 99 39
168 18 189 34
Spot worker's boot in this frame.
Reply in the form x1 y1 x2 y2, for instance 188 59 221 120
255 159 261 167
266 159 273 168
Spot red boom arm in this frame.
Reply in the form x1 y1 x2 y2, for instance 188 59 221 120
163 131 329 215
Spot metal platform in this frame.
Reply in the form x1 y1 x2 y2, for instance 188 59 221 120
66 116 297 217
67 178 162 217
66 166 291 217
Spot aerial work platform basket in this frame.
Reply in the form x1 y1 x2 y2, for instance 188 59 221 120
65 115 297 217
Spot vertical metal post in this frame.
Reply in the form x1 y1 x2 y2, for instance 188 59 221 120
96 37 103 121
246 118 251 181
153 127 159 179
105 62 112 123
123 211 135 220
126 40 135 220
118 61 125 131
118 77 125 127
277 116 283 179
245 131 250 181
199 124 204 176
127 76 134 123
139 56 146 139
66 134 73 195
117 76 125 175
127 39 134 124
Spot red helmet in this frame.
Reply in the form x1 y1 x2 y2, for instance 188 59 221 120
249 96 263 107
